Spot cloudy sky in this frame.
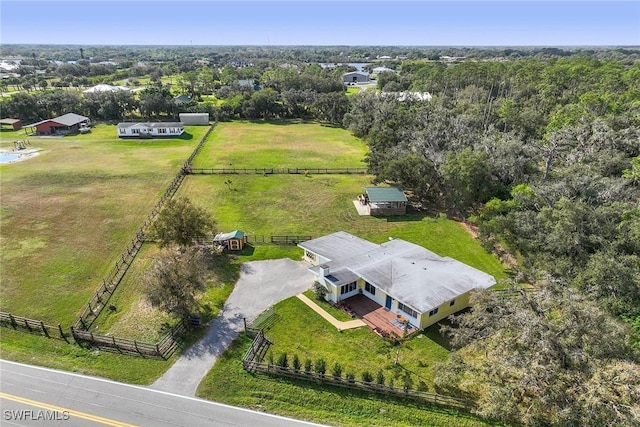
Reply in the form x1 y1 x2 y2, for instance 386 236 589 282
1 1 638 46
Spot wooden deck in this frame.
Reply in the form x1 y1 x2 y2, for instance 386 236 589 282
339 294 418 338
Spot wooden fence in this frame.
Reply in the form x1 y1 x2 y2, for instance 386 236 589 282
185 167 368 175
74 124 216 331
0 311 70 342
241 331 472 411
71 319 187 359
245 306 280 333
246 235 313 245
242 329 273 365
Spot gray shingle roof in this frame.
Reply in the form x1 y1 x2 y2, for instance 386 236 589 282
298 231 378 262
301 232 496 313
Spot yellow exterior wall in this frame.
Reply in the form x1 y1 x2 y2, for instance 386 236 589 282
418 291 473 329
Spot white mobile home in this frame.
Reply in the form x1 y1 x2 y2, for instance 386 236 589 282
117 122 184 138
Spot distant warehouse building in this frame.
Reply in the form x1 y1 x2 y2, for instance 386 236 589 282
343 71 369 85
179 113 209 125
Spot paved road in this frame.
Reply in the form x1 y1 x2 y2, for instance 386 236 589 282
0 359 325 427
151 259 311 396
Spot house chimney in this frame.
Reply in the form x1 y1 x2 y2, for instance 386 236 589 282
320 264 330 276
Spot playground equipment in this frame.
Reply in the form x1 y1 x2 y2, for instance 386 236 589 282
13 139 30 150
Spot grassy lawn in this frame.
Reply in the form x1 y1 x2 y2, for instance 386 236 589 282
180 174 506 279
302 290 354 322
91 244 237 342
198 332 493 427
345 86 362 95
191 120 368 169
266 297 450 389
0 124 210 326
0 328 174 384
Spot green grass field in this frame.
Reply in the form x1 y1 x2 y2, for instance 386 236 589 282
263 296 450 390
191 120 368 169
180 174 505 279
0 124 209 325
198 332 494 427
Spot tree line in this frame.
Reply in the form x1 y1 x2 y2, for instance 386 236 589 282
342 56 639 426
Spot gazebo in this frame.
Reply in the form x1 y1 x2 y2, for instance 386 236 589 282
362 187 407 215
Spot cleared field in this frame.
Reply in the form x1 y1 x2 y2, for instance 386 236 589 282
191 120 368 169
180 174 506 279
0 124 209 325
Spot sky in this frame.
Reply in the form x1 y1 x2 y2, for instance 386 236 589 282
1 1 638 46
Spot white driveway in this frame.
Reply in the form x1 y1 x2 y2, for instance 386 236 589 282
151 258 311 396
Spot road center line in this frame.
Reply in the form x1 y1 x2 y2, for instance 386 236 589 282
0 392 138 427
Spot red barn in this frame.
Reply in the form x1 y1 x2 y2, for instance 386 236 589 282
26 113 90 136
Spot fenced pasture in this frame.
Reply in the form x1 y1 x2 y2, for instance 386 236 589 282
181 174 506 279
191 121 368 169
0 124 209 325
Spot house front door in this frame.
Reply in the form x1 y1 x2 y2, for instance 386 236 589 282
385 295 392 309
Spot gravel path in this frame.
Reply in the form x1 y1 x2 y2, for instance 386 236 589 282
151 258 311 396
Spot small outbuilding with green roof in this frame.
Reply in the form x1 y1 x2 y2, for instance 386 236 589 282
213 230 247 251
361 186 407 215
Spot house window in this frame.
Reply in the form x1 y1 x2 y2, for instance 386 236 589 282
398 302 418 318
429 307 439 317
118 128 126 134
364 282 376 295
158 128 167 134
132 128 140 134
305 251 316 261
450 299 455 306
340 282 356 295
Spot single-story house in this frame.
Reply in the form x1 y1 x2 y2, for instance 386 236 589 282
298 231 496 329
179 113 209 125
343 72 369 84
116 122 184 138
213 230 247 251
25 113 90 136
362 186 407 215
0 118 22 130
82 84 130 94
